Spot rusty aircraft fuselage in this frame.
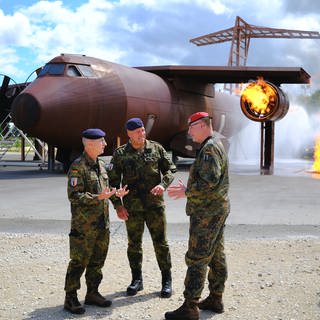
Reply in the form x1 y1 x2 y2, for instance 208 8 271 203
10 54 310 164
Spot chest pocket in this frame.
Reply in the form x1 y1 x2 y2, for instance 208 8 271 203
86 170 100 194
144 154 159 175
123 159 138 179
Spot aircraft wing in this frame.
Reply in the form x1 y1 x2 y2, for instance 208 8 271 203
135 65 310 85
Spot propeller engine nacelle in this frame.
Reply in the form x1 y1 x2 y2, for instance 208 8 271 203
240 80 289 122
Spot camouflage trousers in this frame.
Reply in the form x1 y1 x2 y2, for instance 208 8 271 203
125 207 171 272
64 227 109 293
183 209 228 300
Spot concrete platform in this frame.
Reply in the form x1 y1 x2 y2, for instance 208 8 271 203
0 158 319 239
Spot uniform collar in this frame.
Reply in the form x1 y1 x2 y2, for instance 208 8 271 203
200 135 213 149
127 139 151 152
84 152 98 167
195 135 213 157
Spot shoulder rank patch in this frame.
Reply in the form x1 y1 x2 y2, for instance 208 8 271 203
70 177 78 187
106 163 113 171
203 154 211 161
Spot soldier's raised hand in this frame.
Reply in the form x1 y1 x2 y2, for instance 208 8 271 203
150 184 165 196
98 187 116 200
116 185 129 197
167 180 186 200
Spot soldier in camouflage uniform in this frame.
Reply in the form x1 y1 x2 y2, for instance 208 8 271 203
64 128 128 315
165 112 230 320
109 118 177 298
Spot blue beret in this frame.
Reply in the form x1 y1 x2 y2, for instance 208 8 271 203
82 128 106 139
126 118 144 131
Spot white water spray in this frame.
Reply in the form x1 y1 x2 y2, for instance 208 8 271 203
228 104 317 162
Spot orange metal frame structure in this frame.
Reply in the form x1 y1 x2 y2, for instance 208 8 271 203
190 16 320 93
190 16 320 174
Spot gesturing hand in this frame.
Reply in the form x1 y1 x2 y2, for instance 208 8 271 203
116 205 129 221
115 185 129 198
167 180 186 200
150 184 165 196
98 187 116 200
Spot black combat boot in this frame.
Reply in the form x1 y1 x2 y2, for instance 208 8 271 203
64 291 85 314
85 288 112 307
198 293 224 313
164 299 199 320
160 270 172 298
126 269 143 296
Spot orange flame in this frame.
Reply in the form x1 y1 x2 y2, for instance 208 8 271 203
241 78 276 116
312 135 320 173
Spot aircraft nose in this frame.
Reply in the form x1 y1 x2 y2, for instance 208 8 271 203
11 93 41 130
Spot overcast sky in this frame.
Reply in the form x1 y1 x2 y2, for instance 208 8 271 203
0 0 320 94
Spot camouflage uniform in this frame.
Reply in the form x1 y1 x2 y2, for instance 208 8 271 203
109 140 176 272
64 152 110 293
183 132 230 301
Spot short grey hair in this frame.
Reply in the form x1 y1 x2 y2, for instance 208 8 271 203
82 137 89 146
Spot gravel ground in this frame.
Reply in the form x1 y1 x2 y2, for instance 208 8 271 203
0 230 319 320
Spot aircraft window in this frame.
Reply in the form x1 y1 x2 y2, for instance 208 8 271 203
38 64 65 76
78 65 95 77
38 63 95 78
67 65 82 77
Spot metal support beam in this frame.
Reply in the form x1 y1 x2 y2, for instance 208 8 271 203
260 121 274 175
190 16 320 94
21 136 25 161
33 139 42 160
47 145 55 172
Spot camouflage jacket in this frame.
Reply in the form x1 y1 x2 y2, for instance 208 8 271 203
67 152 110 231
185 132 230 215
109 140 177 210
